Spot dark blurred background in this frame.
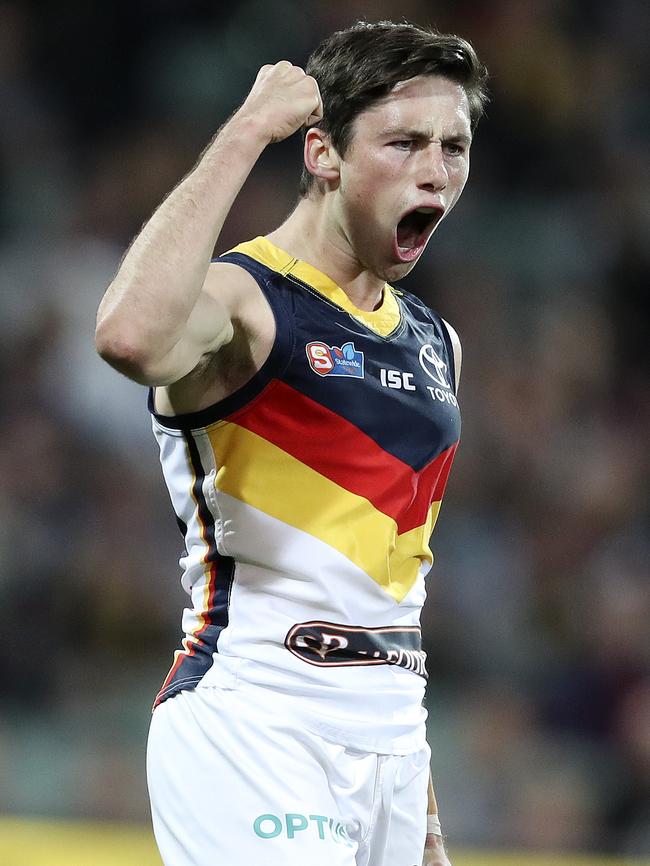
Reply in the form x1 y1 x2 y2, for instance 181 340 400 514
0 0 648 857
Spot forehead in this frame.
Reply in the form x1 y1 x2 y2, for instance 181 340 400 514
356 74 471 137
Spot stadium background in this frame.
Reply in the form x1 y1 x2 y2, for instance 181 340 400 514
0 0 647 863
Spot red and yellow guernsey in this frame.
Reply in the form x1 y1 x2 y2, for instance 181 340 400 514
149 237 460 753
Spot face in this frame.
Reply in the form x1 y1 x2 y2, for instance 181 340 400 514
332 75 472 282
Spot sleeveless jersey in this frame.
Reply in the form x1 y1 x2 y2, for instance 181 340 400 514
149 237 461 753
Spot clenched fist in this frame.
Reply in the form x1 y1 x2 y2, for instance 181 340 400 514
237 61 323 144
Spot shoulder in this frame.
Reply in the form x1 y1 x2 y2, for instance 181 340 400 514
203 257 277 351
153 259 277 417
391 285 431 317
440 316 462 393
202 259 269 321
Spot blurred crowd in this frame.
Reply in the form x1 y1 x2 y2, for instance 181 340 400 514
0 0 648 858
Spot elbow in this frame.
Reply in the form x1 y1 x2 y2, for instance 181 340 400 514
95 323 156 384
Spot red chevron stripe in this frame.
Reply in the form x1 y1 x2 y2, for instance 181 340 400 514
153 650 190 709
227 380 457 534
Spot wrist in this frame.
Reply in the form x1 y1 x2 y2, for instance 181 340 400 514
228 109 274 149
425 813 445 851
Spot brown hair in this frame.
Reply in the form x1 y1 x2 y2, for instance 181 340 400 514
299 21 489 196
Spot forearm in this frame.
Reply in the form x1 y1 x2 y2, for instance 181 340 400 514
95 112 269 374
427 771 441 836
423 771 450 866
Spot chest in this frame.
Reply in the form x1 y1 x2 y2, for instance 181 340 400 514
282 289 460 471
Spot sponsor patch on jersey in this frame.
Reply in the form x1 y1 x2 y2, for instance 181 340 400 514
418 343 450 388
285 621 427 678
306 341 364 378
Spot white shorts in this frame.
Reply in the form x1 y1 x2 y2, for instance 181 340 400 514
147 684 431 866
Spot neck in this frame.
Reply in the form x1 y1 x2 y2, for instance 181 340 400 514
266 196 385 312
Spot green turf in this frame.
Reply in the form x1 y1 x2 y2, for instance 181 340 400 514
0 818 647 866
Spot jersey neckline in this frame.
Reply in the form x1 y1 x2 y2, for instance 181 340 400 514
225 236 402 338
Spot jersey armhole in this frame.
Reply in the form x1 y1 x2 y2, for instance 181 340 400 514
439 317 461 395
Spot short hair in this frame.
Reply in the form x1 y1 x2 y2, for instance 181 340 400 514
299 21 489 196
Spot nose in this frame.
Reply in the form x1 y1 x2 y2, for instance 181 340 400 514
419 142 448 193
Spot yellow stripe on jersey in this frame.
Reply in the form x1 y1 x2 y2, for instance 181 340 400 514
207 423 440 603
226 236 402 338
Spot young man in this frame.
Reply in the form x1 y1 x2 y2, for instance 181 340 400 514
96 20 488 866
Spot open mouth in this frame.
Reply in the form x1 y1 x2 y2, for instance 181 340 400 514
394 206 444 262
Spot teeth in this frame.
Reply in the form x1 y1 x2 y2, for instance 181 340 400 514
415 207 437 213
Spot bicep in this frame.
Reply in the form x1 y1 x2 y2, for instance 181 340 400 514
141 262 254 386
149 290 234 385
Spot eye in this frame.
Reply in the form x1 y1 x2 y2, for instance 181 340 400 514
443 142 467 156
390 140 414 151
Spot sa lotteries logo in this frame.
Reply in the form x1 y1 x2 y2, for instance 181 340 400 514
306 341 365 379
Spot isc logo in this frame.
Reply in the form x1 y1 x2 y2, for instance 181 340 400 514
379 368 416 391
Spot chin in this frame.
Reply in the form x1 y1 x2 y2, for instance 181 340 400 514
358 241 417 283
383 259 418 283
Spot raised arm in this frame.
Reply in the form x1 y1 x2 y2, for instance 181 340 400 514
95 62 322 386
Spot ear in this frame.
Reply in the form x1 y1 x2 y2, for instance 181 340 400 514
303 128 340 185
